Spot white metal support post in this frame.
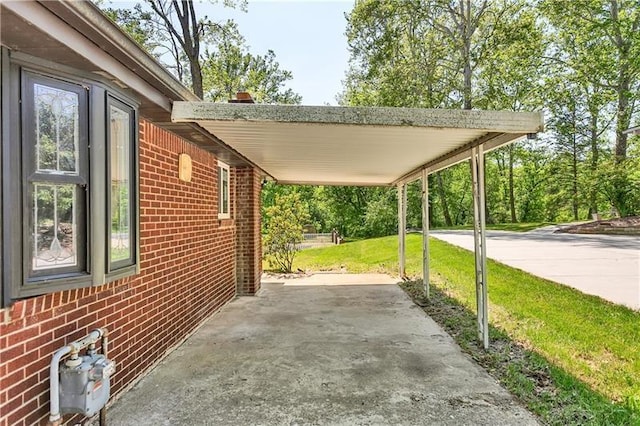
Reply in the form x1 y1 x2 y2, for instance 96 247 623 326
421 169 430 298
471 145 489 349
397 183 407 278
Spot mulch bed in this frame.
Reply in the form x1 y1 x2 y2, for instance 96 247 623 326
555 216 640 235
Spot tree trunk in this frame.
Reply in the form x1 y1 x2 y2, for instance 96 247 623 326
611 0 634 162
172 0 204 98
572 116 579 221
436 172 453 227
463 54 472 110
614 70 630 161
189 58 204 99
462 0 473 110
589 113 599 216
428 175 436 228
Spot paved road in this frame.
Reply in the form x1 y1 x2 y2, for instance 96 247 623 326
430 227 640 310
108 278 538 425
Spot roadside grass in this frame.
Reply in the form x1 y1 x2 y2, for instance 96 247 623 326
401 279 638 425
431 221 556 232
294 235 640 425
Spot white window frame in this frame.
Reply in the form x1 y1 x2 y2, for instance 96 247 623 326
218 161 230 219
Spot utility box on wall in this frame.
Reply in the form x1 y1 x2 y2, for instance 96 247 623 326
49 328 115 425
59 351 115 416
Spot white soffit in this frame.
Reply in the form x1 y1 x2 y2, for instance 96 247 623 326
172 103 544 186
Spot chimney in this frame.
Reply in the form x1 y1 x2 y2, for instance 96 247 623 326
229 91 255 104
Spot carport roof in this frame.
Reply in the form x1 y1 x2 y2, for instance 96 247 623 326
172 103 544 186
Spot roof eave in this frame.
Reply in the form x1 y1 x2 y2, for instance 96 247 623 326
2 1 261 169
41 1 199 103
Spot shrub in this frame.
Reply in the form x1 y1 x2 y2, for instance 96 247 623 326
263 192 310 272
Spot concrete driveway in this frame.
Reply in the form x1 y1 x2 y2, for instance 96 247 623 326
106 275 538 425
431 227 640 310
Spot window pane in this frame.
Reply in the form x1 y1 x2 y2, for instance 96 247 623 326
222 168 229 214
219 167 223 212
34 84 79 174
33 184 77 270
110 105 131 263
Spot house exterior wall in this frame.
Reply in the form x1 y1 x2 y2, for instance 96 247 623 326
0 120 260 425
234 167 263 295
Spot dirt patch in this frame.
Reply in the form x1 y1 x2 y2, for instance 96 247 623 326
555 216 640 235
262 271 309 281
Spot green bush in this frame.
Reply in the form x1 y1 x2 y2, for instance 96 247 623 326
263 193 310 273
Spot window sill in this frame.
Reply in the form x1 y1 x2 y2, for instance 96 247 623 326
218 218 235 228
18 273 93 299
105 264 139 284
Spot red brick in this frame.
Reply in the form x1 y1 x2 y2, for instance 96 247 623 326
24 409 47 426
53 323 77 340
64 306 88 323
24 332 53 354
1 368 25 391
3 393 24 422
1 120 254 426
1 344 25 366
7 396 38 426
7 371 39 400
22 380 48 407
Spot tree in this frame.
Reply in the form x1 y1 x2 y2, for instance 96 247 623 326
201 25 301 104
475 1 546 222
344 0 547 227
261 183 325 233
540 0 639 216
424 0 490 110
100 0 300 103
102 5 158 51
142 0 247 98
605 0 640 161
343 0 458 108
318 186 374 237
263 193 310 273
515 142 552 222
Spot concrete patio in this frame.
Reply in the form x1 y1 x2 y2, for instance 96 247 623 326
105 275 537 425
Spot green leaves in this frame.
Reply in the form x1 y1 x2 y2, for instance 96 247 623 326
263 193 310 273
99 1 300 103
202 38 302 104
343 0 640 220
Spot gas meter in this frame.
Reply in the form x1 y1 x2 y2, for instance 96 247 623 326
59 350 115 416
49 328 115 425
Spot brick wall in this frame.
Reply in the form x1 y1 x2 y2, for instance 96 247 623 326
234 167 262 295
0 121 257 425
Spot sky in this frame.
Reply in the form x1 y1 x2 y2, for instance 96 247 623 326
109 0 355 105
210 0 354 105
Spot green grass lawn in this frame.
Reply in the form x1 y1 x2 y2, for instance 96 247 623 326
294 235 640 425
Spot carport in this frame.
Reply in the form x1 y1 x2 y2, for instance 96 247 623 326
172 102 544 348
